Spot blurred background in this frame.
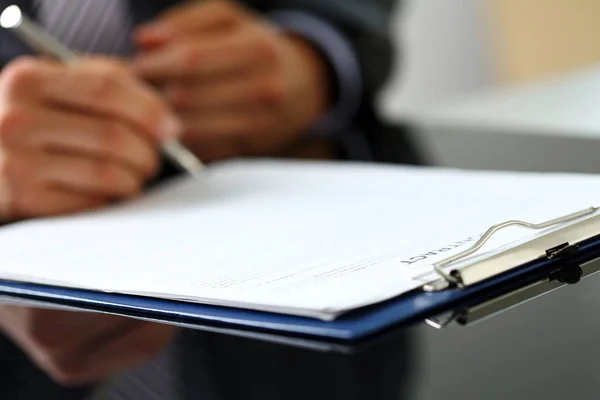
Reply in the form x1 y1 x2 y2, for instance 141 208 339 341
378 0 600 174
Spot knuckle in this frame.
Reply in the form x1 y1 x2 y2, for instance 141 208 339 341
261 78 286 105
0 106 27 143
0 57 41 92
89 58 130 78
89 66 127 100
94 161 139 196
100 121 159 179
147 103 168 126
94 161 120 188
99 121 125 154
180 46 201 70
257 35 280 65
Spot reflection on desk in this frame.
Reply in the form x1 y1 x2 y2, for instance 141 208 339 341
141 268 600 400
4 245 600 400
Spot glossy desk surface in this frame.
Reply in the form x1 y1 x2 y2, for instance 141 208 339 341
154 264 600 400
2 235 600 400
375 270 600 400
4 264 597 400
235 270 600 400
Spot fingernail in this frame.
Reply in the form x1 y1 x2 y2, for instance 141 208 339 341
159 116 182 140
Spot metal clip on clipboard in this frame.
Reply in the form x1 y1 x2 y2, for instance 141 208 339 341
422 205 600 329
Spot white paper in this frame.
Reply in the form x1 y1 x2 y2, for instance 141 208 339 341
1 159 600 320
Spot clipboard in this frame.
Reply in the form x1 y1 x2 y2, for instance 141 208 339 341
419 205 600 328
1 205 600 350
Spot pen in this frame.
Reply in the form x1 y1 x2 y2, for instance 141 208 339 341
0 5 205 178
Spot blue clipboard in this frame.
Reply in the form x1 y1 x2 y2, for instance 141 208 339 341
1 207 600 346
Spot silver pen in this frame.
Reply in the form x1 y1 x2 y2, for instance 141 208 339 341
1 5 205 178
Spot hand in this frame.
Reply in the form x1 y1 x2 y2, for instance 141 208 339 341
132 0 331 163
0 57 181 220
0 306 176 385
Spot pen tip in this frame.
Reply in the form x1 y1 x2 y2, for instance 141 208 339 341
188 161 206 179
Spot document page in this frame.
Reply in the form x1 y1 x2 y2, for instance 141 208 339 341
0 159 600 320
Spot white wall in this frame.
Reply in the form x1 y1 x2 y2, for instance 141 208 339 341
379 0 496 120
379 0 600 174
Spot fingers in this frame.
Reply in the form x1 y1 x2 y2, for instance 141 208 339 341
178 107 295 160
134 0 247 44
1 57 181 143
0 56 170 220
42 60 181 142
0 57 57 102
15 189 107 217
38 153 142 198
0 107 159 178
165 73 286 110
0 151 142 218
132 26 280 80
0 307 173 386
180 108 280 141
0 164 107 219
68 323 175 385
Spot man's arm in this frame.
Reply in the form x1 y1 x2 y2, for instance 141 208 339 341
255 0 396 96
134 0 421 165
250 0 402 161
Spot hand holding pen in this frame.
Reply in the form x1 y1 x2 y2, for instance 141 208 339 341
1 5 205 177
0 6 203 219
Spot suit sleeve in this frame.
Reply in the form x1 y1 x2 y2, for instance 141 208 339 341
250 0 403 161
254 0 397 96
